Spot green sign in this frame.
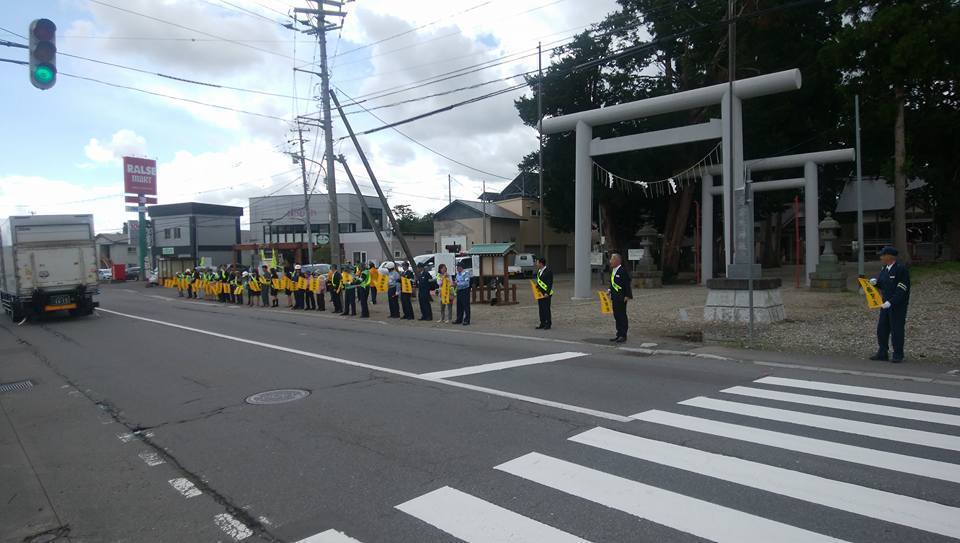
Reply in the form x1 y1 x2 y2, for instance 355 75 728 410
162 247 174 255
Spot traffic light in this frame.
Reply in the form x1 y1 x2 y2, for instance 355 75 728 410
29 18 56 90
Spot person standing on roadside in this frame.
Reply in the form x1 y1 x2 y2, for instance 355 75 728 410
259 265 271 308
329 264 343 313
608 253 632 343
452 262 471 325
436 263 452 323
400 262 415 320
358 263 372 318
534 257 553 330
869 246 911 363
386 262 400 318
416 263 435 321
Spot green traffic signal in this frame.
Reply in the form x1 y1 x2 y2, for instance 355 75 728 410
33 64 56 85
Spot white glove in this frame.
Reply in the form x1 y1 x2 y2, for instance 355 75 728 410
869 278 877 285
881 301 891 309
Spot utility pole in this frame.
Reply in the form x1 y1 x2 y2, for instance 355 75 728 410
537 40 545 258
448 174 452 204
295 122 314 264
482 179 487 243
293 0 343 266
328 89 418 267
339 155 394 265
854 95 864 277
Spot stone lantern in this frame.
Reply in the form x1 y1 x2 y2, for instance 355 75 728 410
631 223 662 288
809 212 847 291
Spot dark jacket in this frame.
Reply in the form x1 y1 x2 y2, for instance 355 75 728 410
609 265 633 301
875 261 910 308
535 266 554 295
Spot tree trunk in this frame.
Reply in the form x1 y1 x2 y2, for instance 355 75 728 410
893 86 909 262
661 185 694 279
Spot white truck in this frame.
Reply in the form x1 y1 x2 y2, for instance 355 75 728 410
508 253 538 278
0 214 100 321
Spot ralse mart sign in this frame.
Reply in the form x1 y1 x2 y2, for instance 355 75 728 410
123 156 158 196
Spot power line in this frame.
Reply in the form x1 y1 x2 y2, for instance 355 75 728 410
334 86 516 180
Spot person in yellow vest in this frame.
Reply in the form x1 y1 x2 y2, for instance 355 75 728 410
258 265 271 307
358 262 373 318
608 253 632 343
534 257 554 330
400 261 415 320
282 266 294 308
329 265 343 313
341 263 357 316
291 264 304 310
269 267 280 308
304 270 317 310
385 262 401 318
316 269 327 311
436 263 452 323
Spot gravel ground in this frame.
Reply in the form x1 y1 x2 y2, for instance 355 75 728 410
455 264 960 365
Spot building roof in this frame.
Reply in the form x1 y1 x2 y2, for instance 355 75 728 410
466 242 516 256
435 200 523 221
479 172 539 201
148 202 244 218
835 177 926 213
96 233 127 244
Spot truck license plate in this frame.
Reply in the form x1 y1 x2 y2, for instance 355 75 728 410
44 294 76 311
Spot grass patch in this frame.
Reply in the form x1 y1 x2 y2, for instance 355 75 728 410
911 261 960 282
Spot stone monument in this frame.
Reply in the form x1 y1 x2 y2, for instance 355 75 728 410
809 212 848 291
631 223 662 289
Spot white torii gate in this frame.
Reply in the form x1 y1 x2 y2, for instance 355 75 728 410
698 148 856 285
541 69 802 299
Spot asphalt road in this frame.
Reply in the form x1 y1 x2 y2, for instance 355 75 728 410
2 283 959 543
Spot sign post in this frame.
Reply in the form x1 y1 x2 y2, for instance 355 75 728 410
123 157 158 282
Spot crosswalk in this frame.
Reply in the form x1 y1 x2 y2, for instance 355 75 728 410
310 376 960 542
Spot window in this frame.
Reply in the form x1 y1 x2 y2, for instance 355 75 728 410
352 251 366 264
362 208 383 231
338 223 357 233
127 246 136 254
164 228 171 239
394 251 401 258
173 227 182 239
531 208 540 217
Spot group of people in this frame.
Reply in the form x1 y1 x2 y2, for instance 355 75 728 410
170 259 479 325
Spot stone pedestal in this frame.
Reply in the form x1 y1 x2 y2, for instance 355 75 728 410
809 212 847 292
704 277 786 323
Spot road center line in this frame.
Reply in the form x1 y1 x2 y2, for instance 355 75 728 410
420 352 589 379
96 308 631 423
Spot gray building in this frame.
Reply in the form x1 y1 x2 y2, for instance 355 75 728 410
148 202 243 269
95 233 139 269
248 193 384 245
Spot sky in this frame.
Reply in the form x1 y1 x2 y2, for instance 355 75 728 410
0 0 620 233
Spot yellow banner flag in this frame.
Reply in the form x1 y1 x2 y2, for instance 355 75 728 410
597 290 613 314
249 280 260 293
309 278 320 292
401 276 413 294
440 276 452 305
234 285 243 295
272 278 281 290
284 276 294 291
342 272 353 284
530 280 546 300
212 283 222 295
857 277 884 309
297 277 307 290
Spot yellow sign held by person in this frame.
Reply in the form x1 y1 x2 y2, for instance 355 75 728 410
597 290 613 314
374 273 389 293
234 285 243 295
440 276 452 305
308 278 319 292
857 277 884 309
249 280 260 293
530 280 546 300
297 276 307 290
400 276 413 294
342 272 353 284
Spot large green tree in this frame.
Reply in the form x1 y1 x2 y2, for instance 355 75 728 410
517 0 844 279
823 0 960 261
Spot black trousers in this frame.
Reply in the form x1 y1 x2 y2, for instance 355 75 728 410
293 290 304 309
418 290 433 320
317 291 325 310
331 290 342 313
388 287 400 317
612 297 628 338
877 306 907 358
455 289 471 324
538 296 552 326
343 288 356 315
400 293 414 319
305 291 316 310
359 286 369 318
371 288 377 304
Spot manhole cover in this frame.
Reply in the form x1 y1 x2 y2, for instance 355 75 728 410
245 389 310 405
0 380 34 394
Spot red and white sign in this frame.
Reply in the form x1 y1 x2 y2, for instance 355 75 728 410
123 156 157 195
125 195 158 204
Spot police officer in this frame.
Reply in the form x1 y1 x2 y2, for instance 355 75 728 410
400 262 415 320
342 264 357 316
416 263 434 321
452 262 471 325
869 246 911 363
608 253 632 343
534 257 553 330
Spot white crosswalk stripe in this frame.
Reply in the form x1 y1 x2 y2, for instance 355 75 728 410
679 396 960 451
294 530 364 543
721 385 960 427
390 376 960 543
396 486 590 542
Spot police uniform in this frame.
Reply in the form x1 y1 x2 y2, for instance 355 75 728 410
535 264 553 330
417 267 434 321
387 265 401 318
609 264 632 342
329 267 343 313
873 248 910 362
358 266 371 318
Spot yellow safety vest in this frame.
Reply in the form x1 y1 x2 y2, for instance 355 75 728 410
610 269 621 292
536 270 553 296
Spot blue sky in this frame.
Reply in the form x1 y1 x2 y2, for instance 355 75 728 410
0 0 618 232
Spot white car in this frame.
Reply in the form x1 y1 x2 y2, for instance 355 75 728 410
97 268 113 281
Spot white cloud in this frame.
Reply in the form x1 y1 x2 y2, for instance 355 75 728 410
84 129 148 164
